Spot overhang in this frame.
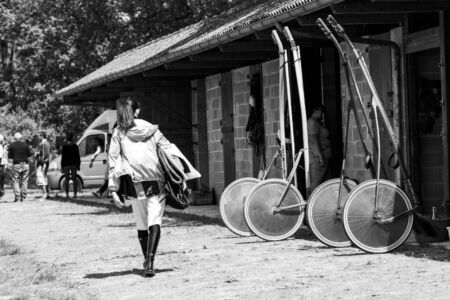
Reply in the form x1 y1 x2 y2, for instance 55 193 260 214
56 0 345 99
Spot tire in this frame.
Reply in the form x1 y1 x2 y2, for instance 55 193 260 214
220 177 260 236
343 179 413 253
59 176 83 193
244 178 305 241
307 178 357 247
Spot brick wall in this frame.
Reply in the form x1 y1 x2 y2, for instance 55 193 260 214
205 74 225 197
262 59 283 179
232 67 254 178
340 43 374 182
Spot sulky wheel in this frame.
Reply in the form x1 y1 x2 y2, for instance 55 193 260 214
220 177 260 236
307 178 357 247
244 178 305 241
343 179 413 253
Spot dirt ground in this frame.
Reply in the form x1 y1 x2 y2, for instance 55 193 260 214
1 188 450 299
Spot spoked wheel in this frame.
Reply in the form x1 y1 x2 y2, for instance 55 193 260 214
307 178 357 247
220 177 260 236
244 178 305 241
343 179 413 253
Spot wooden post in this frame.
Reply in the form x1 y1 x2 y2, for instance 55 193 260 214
440 10 450 216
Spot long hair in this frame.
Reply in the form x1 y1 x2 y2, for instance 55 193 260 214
117 97 140 132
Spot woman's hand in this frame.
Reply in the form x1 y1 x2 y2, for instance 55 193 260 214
111 191 125 208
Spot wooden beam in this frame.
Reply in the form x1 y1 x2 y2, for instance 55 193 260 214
63 95 116 106
106 79 133 88
297 13 405 26
123 74 143 82
188 52 274 62
253 31 273 41
332 0 450 14
76 92 120 99
142 68 228 78
288 29 328 40
164 61 248 70
219 41 276 52
404 27 440 54
371 0 440 2
91 86 132 93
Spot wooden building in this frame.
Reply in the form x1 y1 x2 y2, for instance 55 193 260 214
56 0 450 217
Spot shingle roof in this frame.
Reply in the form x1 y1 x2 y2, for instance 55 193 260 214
56 0 343 97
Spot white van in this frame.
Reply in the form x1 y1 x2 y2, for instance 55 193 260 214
47 110 116 191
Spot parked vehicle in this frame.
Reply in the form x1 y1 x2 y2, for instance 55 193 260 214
47 110 116 192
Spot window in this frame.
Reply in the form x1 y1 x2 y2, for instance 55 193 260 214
85 134 105 155
78 138 87 157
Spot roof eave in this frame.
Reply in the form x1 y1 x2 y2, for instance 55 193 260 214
56 0 342 98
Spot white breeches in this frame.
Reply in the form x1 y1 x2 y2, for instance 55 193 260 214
131 195 166 230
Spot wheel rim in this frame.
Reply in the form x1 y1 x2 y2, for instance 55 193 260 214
343 179 413 253
219 177 260 236
244 179 305 241
307 178 357 247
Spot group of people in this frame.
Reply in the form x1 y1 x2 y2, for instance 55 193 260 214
0 131 50 202
0 131 82 202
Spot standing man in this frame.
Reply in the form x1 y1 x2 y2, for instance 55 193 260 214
8 132 31 202
0 134 6 201
35 131 51 200
61 133 80 199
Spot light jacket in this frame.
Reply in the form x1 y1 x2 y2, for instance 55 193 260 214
108 119 170 192
0 143 6 166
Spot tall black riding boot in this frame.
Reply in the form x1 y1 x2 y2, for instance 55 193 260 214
137 230 148 267
144 224 161 277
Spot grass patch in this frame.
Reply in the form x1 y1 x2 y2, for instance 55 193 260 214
0 238 21 256
0 239 96 300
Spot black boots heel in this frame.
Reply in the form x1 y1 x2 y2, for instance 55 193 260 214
137 230 148 268
144 224 161 277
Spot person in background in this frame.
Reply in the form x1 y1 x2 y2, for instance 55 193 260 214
8 132 32 202
89 136 103 168
93 133 112 199
60 133 80 199
307 104 330 191
35 131 51 200
0 134 6 201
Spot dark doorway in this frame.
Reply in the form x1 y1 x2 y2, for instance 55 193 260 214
410 48 443 216
221 72 236 186
289 47 342 195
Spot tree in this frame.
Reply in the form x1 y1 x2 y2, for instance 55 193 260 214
0 0 268 141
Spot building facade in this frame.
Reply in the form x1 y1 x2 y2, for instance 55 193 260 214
57 0 450 218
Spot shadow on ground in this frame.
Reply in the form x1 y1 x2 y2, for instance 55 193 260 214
84 268 174 279
164 211 224 228
397 243 450 262
48 196 132 214
47 195 225 227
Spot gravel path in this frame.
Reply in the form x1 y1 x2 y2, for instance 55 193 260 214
1 189 450 299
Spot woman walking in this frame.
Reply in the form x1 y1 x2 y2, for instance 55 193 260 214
108 97 170 278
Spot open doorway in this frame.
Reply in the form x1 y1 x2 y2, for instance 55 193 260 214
409 48 443 216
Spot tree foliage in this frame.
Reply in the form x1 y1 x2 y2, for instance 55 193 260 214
0 0 267 145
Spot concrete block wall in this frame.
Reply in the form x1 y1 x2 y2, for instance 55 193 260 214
340 43 373 182
206 74 225 196
262 59 283 179
232 67 254 178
